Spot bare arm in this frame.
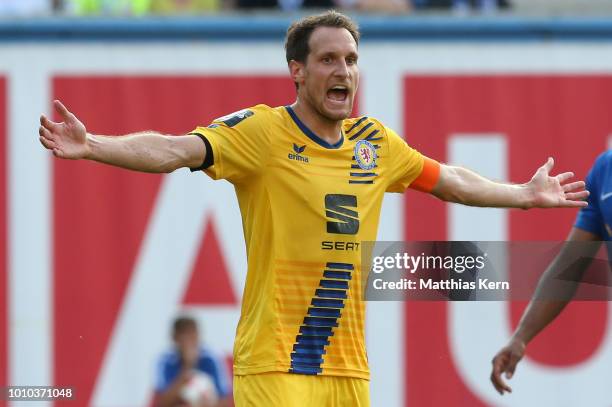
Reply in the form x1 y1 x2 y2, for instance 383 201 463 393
39 100 206 173
490 227 602 395
431 159 588 209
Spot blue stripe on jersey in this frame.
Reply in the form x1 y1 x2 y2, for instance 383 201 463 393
315 289 347 299
290 355 324 364
289 263 353 376
308 308 341 318
326 262 354 270
320 279 349 289
351 164 377 169
348 122 374 141
311 298 345 308
308 307 342 318
303 317 339 327
299 326 333 336
293 347 327 355
349 180 375 184
289 366 322 375
346 116 369 134
323 270 352 280
296 335 330 346
365 129 382 141
349 172 377 177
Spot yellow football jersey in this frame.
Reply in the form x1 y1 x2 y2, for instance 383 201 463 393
190 104 439 380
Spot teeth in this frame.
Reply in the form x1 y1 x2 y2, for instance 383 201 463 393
331 86 347 90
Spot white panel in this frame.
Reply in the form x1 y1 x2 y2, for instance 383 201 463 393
361 46 406 407
367 193 404 407
8 59 53 406
448 135 508 241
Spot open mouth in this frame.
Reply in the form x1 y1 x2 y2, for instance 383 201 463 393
327 85 349 103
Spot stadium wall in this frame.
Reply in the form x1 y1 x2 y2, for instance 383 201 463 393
1 17 612 407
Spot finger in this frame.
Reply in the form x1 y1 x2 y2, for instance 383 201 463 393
562 180 585 192
53 100 75 122
40 114 60 132
491 363 512 395
556 172 575 184
561 200 589 208
39 135 57 150
52 148 64 158
490 372 504 395
565 191 590 201
39 126 56 141
541 156 554 173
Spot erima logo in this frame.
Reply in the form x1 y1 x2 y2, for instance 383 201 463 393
288 143 309 163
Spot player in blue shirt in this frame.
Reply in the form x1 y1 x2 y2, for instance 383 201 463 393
491 151 611 394
154 317 230 407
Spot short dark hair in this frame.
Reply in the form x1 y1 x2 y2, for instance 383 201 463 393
172 316 197 334
285 10 360 64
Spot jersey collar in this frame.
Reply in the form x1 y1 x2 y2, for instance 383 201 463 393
285 106 344 150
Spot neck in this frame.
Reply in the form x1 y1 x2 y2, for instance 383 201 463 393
291 100 343 146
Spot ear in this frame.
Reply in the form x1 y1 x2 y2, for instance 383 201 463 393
289 60 305 86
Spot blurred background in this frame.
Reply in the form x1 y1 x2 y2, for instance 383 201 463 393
1 1 612 407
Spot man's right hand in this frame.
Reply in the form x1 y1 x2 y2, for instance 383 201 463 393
490 338 526 395
39 100 90 160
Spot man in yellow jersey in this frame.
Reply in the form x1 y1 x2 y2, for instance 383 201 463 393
38 11 588 407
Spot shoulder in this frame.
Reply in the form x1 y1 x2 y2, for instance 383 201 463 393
586 150 612 185
158 350 179 369
198 347 221 364
211 104 277 128
592 150 612 171
343 116 392 144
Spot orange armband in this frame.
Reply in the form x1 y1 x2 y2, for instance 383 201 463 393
409 157 441 193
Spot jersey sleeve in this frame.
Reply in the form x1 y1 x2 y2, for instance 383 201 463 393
154 355 173 392
574 153 606 238
206 352 231 398
189 106 269 184
385 126 440 193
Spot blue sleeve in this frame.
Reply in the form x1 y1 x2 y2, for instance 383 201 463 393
199 351 231 398
154 356 173 392
574 153 606 238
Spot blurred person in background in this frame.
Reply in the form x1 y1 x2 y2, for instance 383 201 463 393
67 0 220 15
235 0 336 11
0 0 52 16
150 0 220 14
412 0 511 13
490 151 611 395
154 316 231 407
351 0 410 13
65 0 151 15
236 0 409 12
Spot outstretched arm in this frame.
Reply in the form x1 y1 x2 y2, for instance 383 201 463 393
431 158 588 209
490 227 601 395
39 100 206 173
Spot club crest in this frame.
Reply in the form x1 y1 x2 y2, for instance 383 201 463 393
354 140 377 170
